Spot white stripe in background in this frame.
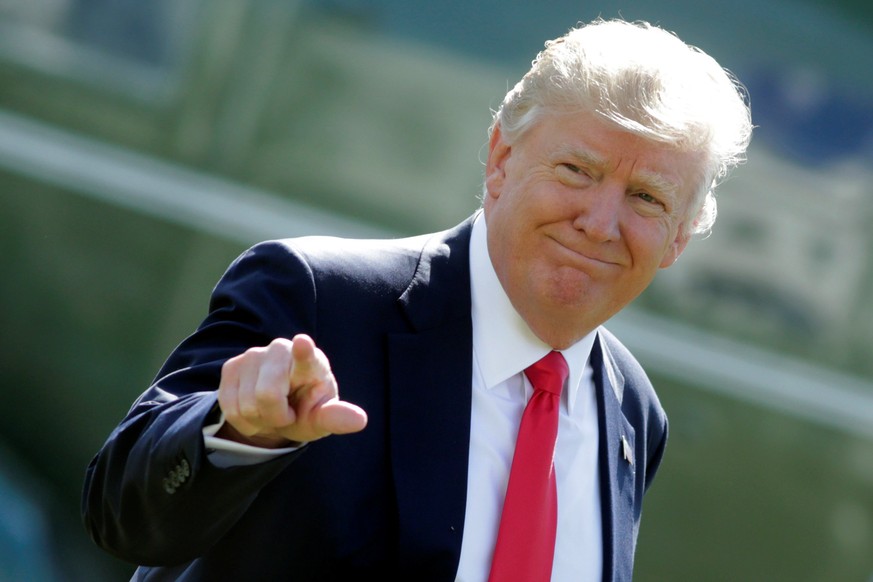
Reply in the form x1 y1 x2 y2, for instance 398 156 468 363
0 109 392 244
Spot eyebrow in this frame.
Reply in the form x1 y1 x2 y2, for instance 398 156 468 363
555 145 682 200
555 145 607 171
634 169 681 199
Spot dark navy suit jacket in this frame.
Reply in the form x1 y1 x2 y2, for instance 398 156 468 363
83 216 668 581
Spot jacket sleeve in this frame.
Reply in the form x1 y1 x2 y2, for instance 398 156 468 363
82 240 317 566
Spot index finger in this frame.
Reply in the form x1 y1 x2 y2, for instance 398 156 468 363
289 334 332 389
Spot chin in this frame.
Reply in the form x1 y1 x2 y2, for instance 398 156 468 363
541 270 595 303
540 285 593 314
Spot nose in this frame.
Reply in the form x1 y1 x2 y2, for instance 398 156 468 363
572 184 622 242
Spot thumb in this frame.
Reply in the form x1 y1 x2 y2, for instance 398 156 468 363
316 400 368 435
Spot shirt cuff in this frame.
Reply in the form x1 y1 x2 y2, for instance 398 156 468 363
202 413 301 468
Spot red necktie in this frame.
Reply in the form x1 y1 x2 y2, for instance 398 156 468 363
488 351 569 582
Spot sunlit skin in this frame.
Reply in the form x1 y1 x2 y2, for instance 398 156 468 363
483 110 705 350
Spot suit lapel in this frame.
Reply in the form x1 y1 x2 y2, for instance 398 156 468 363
388 219 474 578
592 331 637 582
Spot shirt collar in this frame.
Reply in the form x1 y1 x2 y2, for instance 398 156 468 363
469 212 597 413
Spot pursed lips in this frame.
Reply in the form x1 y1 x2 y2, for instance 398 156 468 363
546 233 621 268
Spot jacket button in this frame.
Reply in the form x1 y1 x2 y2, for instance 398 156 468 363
162 459 190 494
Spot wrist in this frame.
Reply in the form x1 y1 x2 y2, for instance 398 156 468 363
215 422 298 449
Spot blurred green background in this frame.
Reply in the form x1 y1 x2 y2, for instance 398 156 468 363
1 0 872 580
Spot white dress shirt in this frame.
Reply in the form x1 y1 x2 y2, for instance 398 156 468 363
456 214 602 582
203 214 603 580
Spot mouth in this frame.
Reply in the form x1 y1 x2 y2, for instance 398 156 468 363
547 235 619 268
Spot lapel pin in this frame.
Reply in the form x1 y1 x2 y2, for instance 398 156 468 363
621 435 634 466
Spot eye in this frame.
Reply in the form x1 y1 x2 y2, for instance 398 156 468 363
637 192 660 205
631 191 670 217
556 163 593 185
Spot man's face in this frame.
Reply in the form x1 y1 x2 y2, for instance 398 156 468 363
483 110 701 348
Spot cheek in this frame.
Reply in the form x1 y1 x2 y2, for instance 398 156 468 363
627 222 677 268
487 188 536 242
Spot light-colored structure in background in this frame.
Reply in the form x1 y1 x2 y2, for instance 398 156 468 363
651 144 873 365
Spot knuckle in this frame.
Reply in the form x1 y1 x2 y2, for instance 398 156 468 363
238 399 260 419
267 338 294 355
221 356 239 376
222 345 266 373
255 385 284 408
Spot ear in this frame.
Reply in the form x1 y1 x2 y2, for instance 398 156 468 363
659 228 690 269
484 123 512 201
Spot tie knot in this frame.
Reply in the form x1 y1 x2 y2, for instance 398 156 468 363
524 351 568 396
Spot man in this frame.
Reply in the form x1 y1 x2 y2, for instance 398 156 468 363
83 18 751 581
